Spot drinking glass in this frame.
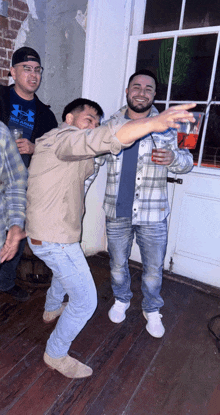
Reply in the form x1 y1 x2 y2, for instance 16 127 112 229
177 112 204 149
151 138 169 162
9 128 23 141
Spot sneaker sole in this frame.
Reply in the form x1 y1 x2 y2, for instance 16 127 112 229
146 325 165 338
108 311 127 324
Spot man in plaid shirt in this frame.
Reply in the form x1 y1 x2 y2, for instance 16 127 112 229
93 69 193 338
0 122 27 298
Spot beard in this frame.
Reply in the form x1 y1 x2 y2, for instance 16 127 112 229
126 94 153 113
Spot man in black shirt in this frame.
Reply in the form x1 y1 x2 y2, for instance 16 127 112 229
0 46 58 301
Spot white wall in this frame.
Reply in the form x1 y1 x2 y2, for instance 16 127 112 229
81 0 134 255
17 0 88 123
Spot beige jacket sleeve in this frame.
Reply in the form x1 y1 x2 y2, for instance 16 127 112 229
55 119 130 161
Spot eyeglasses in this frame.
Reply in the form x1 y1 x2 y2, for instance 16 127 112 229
14 64 44 74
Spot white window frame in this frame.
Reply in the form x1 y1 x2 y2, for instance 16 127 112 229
126 0 220 174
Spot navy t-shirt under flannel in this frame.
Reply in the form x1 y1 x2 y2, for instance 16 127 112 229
116 112 140 218
8 88 36 167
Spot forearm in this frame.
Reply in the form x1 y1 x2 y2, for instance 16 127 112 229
168 149 193 174
6 184 27 229
115 117 156 144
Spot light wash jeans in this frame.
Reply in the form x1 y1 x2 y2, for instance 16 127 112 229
106 218 167 313
28 238 97 359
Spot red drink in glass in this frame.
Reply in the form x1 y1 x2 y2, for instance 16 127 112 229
178 132 198 149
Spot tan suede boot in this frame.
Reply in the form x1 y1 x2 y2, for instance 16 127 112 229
43 302 68 323
43 352 93 378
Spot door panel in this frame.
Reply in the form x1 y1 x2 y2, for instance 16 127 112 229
164 171 220 287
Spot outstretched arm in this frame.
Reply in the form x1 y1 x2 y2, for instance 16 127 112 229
116 103 196 144
56 103 196 161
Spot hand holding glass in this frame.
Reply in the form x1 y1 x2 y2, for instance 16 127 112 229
151 138 169 162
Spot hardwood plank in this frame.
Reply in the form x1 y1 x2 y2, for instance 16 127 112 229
45 310 146 414
82 279 193 415
124 290 220 415
8 270 143 415
45 277 193 414
0 345 46 414
1 254 220 415
0 293 54 379
0 288 46 347
4 369 73 415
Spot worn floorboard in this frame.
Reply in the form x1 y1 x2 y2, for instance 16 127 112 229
0 252 220 415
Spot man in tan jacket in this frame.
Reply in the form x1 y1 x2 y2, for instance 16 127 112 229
26 98 195 379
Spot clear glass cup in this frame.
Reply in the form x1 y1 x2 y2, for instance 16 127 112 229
177 112 204 149
151 138 169 162
9 128 23 141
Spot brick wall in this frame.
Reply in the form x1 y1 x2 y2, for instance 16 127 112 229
0 0 29 85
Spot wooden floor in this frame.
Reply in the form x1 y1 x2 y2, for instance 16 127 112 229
1 252 220 415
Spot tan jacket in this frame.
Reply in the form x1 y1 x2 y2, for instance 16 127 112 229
25 120 129 243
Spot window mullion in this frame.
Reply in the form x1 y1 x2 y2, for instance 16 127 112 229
197 32 220 167
135 25 220 42
166 35 178 108
179 0 186 30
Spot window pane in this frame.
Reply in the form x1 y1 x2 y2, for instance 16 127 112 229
212 51 220 101
201 105 220 168
136 35 217 102
183 0 220 29
171 34 217 101
186 104 205 166
144 0 182 33
136 38 174 100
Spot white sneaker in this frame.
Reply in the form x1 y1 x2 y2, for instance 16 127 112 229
108 299 130 323
143 310 165 338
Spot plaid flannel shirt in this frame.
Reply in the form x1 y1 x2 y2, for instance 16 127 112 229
86 104 193 223
0 122 27 249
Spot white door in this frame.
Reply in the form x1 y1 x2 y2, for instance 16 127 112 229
125 0 220 287
164 171 220 287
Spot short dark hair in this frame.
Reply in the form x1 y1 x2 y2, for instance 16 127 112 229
128 69 158 91
62 98 104 122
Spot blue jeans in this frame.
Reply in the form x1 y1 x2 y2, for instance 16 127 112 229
28 238 97 358
106 218 167 313
0 237 26 291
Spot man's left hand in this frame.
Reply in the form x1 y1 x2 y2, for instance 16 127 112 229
152 149 175 165
16 138 35 155
0 225 26 263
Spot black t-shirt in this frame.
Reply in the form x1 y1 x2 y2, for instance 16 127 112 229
8 88 36 167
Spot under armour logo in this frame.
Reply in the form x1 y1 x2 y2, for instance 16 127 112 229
12 105 35 122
